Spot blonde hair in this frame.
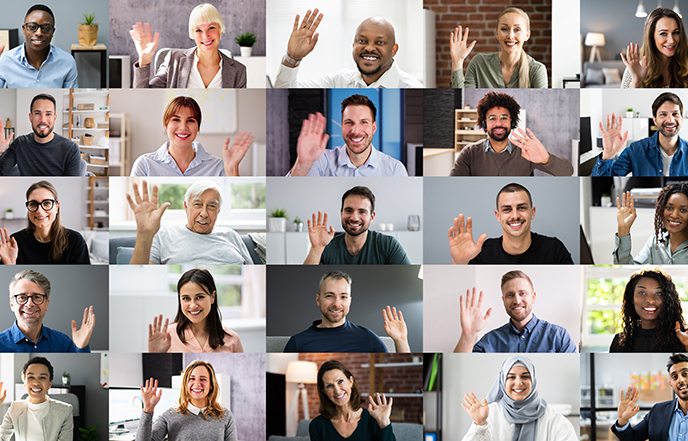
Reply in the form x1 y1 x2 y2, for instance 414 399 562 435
497 7 532 88
175 360 226 421
188 4 226 39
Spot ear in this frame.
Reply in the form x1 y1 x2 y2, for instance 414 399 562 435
531 206 536 219
532 291 537 302
525 30 531 42
494 209 500 221
370 211 375 222
315 293 320 307
211 290 216 304
392 43 398 57
372 121 377 136
184 201 188 210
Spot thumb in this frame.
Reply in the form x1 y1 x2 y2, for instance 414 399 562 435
224 137 231 150
157 201 171 215
71 319 78 332
312 33 320 45
0 45 5 55
476 233 487 249
483 307 493 321
641 55 647 68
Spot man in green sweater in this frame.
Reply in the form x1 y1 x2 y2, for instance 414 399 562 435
450 91 573 176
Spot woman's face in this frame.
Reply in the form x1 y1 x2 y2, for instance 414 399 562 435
27 187 59 230
186 365 211 407
654 17 680 59
179 281 215 326
193 22 222 53
165 106 199 151
663 192 688 235
322 369 353 408
633 276 664 329
505 365 532 401
496 12 530 55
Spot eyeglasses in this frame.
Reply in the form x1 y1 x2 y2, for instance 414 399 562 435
26 199 57 212
13 294 47 305
23 22 55 34
486 114 511 122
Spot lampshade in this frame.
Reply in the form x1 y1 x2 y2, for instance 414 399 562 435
675 3 683 17
636 1 648 17
286 361 318 384
584 33 606 47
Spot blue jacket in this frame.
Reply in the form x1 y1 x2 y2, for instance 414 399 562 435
591 132 688 176
611 399 674 441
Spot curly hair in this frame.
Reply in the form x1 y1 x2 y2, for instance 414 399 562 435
617 267 686 352
640 8 688 88
317 360 364 419
653 182 688 246
476 92 521 129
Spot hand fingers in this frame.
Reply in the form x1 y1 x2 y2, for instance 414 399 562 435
382 306 389 322
458 213 466 233
162 317 169 333
322 211 329 227
316 210 323 226
310 11 324 33
470 287 478 307
82 306 89 325
142 180 151 203
292 13 301 32
483 307 493 321
466 216 473 234
476 233 487 249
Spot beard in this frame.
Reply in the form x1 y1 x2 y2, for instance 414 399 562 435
32 124 54 139
488 126 511 142
342 220 370 237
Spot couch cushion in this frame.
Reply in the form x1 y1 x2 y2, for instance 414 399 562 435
585 68 604 85
602 67 622 85
116 247 135 264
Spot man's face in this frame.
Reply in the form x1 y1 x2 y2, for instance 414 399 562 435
653 101 682 138
341 195 375 237
669 362 688 401
184 189 220 235
316 277 351 327
501 277 536 325
485 106 512 142
22 10 54 54
10 279 49 331
495 190 535 239
29 99 57 140
342 105 377 159
352 20 398 78
23 363 51 404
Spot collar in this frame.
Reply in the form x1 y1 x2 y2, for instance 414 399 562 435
10 321 48 344
351 60 400 88
509 314 539 335
336 144 380 169
312 319 349 329
192 49 224 70
153 141 213 165
649 131 688 156
484 138 513 154
187 403 207 415
19 42 54 67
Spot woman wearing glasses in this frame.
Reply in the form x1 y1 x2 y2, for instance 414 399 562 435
0 181 89 264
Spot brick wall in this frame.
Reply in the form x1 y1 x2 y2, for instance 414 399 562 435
296 353 424 424
424 0 552 87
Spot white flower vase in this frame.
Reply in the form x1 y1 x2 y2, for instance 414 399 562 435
269 217 287 232
240 47 252 57
626 112 634 119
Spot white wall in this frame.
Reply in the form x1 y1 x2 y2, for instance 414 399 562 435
552 0 581 88
108 353 143 388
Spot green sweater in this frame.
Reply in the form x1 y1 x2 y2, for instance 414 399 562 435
321 230 411 264
451 52 548 88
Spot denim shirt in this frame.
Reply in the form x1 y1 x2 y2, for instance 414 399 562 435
0 43 78 88
0 321 89 352
472 314 577 353
592 132 688 176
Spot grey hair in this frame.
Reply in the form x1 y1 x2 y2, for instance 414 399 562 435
9 270 51 299
184 180 223 208
318 271 353 294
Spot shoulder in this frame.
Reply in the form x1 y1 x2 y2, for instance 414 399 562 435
532 232 565 246
222 52 246 71
50 399 73 414
528 57 546 71
66 229 86 242
53 134 80 149
469 52 496 66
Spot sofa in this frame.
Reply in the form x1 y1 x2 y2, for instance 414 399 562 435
582 61 625 88
268 418 423 441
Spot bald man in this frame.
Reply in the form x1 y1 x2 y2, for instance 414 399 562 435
275 9 422 88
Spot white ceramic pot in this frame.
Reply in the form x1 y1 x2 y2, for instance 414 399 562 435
240 47 252 57
269 217 287 232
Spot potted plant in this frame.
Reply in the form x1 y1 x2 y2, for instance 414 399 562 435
235 32 257 57
626 108 634 119
62 371 70 386
4 208 13 220
293 216 304 232
78 12 98 47
268 207 288 232
79 425 100 441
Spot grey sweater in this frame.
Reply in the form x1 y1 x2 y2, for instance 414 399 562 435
0 133 81 176
136 408 237 441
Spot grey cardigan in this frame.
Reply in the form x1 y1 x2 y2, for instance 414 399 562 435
0 399 73 441
134 47 247 88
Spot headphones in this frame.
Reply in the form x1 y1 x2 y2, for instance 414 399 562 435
481 118 517 131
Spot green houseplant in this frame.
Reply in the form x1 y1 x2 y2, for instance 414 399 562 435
268 207 288 232
235 32 257 57
78 12 98 46
293 216 304 232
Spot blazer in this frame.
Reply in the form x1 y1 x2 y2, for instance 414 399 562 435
611 399 675 441
0 399 73 441
134 47 247 88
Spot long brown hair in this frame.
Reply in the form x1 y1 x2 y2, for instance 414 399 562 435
640 8 688 87
497 8 533 88
175 360 225 420
317 360 364 419
26 181 68 261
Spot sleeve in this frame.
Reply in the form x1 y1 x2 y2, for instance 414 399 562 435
309 418 323 441
75 344 91 353
610 411 650 441
450 69 465 88
550 412 578 441
472 335 487 353
135 410 168 441
609 334 621 352
283 336 298 352
530 61 548 88
57 404 74 441
234 63 247 89
557 329 578 353
149 233 162 265
533 153 574 176
393 161 408 177
234 333 244 353
274 62 335 88
591 154 615 176
224 410 238 441
464 57 479 88
374 423 396 441
0 142 18 176
369 332 390 353
0 404 14 441
461 421 492 441
133 61 156 88
613 234 653 265
64 144 82 176
69 231 91 264
621 67 632 89
450 147 471 176
0 55 6 89
64 58 79 88
553 239 574 264
384 236 410 265
130 155 149 176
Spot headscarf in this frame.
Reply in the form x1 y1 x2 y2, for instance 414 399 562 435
485 355 547 441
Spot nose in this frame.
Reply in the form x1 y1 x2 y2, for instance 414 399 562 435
25 297 37 307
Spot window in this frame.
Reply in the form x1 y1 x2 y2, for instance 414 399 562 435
168 265 244 319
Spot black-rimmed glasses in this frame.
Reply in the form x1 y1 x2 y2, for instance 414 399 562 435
26 199 57 212
13 294 46 305
23 22 55 34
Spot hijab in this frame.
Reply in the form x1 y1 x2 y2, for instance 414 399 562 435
485 355 547 441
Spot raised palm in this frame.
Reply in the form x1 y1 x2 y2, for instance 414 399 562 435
292 113 330 175
222 132 254 176
460 288 492 337
0 228 18 265
287 9 323 61
449 214 486 264
367 393 392 428
71 306 96 349
382 306 407 342
675 322 688 350
462 392 489 426
0 118 14 154
148 314 171 353
449 26 476 69
126 180 170 237
616 191 637 236
511 128 549 164
140 378 162 413
600 113 629 160
0 382 6 407
620 42 648 86
617 386 639 425
307 211 334 248
130 22 160 67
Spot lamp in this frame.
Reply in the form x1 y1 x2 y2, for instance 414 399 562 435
675 2 683 17
286 361 318 430
585 32 606 63
636 1 648 17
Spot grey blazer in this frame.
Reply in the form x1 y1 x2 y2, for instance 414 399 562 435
133 47 247 88
0 399 73 441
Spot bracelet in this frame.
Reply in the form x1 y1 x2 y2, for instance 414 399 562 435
283 52 301 67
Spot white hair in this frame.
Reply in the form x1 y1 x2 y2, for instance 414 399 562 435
184 180 223 208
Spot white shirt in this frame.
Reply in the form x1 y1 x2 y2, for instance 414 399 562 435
274 59 423 88
26 399 50 441
187 51 223 89
661 148 674 177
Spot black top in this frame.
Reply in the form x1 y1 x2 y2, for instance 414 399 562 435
0 133 81 176
9 228 90 264
469 232 573 264
309 409 396 441
610 327 686 352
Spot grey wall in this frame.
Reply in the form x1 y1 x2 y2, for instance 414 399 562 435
266 265 424 351
423 177 581 264
581 0 647 63
423 89 461 149
183 353 265 441
0 265 109 350
266 89 289 176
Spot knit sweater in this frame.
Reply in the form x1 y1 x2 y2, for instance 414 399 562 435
136 407 237 441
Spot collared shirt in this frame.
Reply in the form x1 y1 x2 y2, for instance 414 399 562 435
472 314 577 353
614 233 688 265
591 132 688 176
485 138 514 154
0 321 90 353
669 400 688 441
287 144 408 177
0 43 78 88
130 141 225 176
275 60 423 88
187 50 223 89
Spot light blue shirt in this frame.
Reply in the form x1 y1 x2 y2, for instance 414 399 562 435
288 144 408 177
485 138 514 154
130 141 225 176
0 43 78 88
670 400 688 441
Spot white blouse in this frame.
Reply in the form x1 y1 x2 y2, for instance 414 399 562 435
187 50 223 89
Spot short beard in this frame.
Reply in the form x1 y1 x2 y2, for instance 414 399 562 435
659 125 679 138
33 127 53 139
342 221 369 237
488 127 510 142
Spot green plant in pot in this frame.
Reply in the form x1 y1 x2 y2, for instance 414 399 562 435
235 31 257 57
62 371 70 386
78 12 98 46
79 425 100 441
5 208 13 220
269 207 288 232
293 216 304 232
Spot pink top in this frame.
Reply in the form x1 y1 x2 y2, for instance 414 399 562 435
166 322 244 353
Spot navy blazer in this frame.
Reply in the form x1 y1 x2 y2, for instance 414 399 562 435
611 399 675 441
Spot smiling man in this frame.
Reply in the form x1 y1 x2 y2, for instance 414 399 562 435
288 95 407 177
612 354 688 440
448 182 573 264
0 4 78 88
453 270 576 353
304 186 410 264
126 179 253 265
593 92 688 176
284 271 411 353
0 270 95 352
275 10 421 88
0 93 81 176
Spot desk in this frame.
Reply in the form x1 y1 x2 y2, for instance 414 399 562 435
562 76 581 88
71 44 107 87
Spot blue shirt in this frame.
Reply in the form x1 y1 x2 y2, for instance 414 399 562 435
0 321 90 353
284 320 389 352
472 314 577 353
287 145 408 177
130 142 225 176
591 132 688 176
670 399 688 441
0 43 78 88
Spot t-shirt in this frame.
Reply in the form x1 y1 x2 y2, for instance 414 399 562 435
0 133 81 176
309 409 396 441
150 225 254 265
469 232 573 264
9 228 90 264
284 320 388 353
320 231 410 264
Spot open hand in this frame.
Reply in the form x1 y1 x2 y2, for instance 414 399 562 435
600 113 629 161
510 128 550 164
307 211 335 248
448 214 486 264
462 392 489 426
130 22 160 67
620 42 647 88
676 322 688 351
616 191 637 236
617 386 639 426
223 132 254 176
367 393 392 429
383 305 410 352
0 45 4 57
0 118 14 154
148 314 172 353
460 288 492 338
0 228 18 265
449 26 476 71
140 378 162 413
291 113 330 176
287 9 324 62
126 180 170 238
0 382 6 407
71 306 95 349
